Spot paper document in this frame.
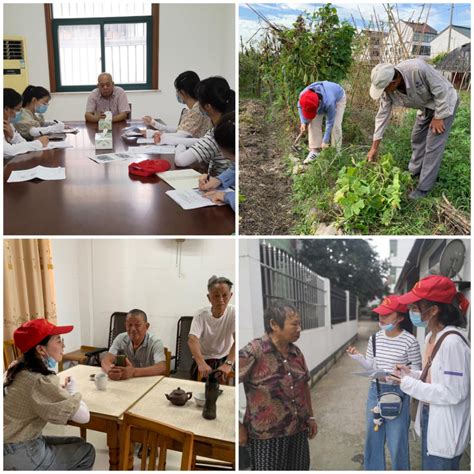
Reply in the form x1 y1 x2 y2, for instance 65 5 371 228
88 152 135 164
63 128 79 134
137 138 155 144
166 189 230 210
46 142 73 150
7 165 66 183
353 369 390 379
121 126 145 137
157 169 201 190
127 145 175 155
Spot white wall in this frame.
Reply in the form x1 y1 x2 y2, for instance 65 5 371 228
52 239 236 354
4 3 235 124
431 29 471 56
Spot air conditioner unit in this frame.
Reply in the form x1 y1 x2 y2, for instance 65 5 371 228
4 36 29 93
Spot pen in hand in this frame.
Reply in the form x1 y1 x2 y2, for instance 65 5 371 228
206 160 213 183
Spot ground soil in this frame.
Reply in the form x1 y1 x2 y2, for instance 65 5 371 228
239 99 297 235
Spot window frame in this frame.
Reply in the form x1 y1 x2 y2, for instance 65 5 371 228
44 4 159 92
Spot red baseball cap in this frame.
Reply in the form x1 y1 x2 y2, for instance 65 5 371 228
373 295 408 315
14 318 73 353
398 275 470 313
300 90 319 121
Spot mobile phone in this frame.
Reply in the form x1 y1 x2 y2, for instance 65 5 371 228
115 354 126 367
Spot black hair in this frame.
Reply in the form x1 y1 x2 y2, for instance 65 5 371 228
207 275 233 292
214 112 235 155
196 77 235 114
4 88 22 109
3 335 53 394
127 308 148 323
397 311 414 334
264 301 298 334
174 71 200 100
420 299 467 328
22 85 51 107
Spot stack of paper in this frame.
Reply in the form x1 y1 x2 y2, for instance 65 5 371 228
127 145 175 155
166 189 218 210
157 169 201 190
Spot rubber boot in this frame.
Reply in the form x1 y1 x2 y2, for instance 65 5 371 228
202 371 221 420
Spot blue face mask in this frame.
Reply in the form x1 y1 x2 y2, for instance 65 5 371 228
10 110 21 124
44 355 57 369
199 105 209 117
176 94 185 105
36 104 48 114
409 310 428 328
379 321 397 332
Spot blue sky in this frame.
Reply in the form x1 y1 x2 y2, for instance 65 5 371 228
239 3 471 45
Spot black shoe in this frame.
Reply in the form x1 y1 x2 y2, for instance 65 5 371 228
409 189 428 200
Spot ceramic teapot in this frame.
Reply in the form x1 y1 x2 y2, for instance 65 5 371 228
165 387 192 406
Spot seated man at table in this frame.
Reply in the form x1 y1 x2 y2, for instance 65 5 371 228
188 276 235 382
85 72 130 123
101 309 167 380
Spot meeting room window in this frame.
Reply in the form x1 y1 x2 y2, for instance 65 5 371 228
44 3 159 92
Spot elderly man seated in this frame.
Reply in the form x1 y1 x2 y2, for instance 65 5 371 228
188 276 235 381
101 309 167 380
85 72 130 123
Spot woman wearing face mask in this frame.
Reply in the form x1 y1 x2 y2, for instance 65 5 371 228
198 112 235 211
346 295 421 470
391 275 470 471
3 88 49 159
143 71 212 141
4 319 95 470
15 85 66 140
156 76 234 175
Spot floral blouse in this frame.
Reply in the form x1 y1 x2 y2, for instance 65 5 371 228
239 334 311 440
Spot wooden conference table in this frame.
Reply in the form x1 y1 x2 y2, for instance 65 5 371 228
59 365 235 470
4 121 235 235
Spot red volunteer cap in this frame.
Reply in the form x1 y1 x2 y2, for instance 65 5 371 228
373 295 408 316
398 275 470 314
300 90 319 121
128 159 171 177
14 318 73 353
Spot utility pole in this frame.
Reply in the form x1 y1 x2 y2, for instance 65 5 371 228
447 3 454 52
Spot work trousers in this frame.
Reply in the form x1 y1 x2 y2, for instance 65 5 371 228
409 99 459 191
308 92 346 151
4 435 95 470
248 430 310 470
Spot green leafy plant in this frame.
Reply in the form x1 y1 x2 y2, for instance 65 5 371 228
333 154 412 232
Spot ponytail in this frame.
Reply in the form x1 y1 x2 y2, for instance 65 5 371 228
22 85 50 107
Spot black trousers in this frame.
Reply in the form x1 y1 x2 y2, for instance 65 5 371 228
248 430 310 470
190 356 226 381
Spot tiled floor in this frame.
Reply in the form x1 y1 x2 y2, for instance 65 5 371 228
42 423 183 470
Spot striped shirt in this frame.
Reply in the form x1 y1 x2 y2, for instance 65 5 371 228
366 329 422 372
189 128 231 175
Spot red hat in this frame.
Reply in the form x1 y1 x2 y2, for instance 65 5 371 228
128 159 171 177
398 275 470 314
373 295 408 315
299 90 319 121
14 318 73 353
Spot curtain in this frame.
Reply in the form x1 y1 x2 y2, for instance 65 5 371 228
4 239 57 340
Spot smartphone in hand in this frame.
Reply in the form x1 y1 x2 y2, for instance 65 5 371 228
115 354 126 367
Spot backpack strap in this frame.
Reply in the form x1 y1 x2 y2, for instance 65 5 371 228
420 330 469 383
371 332 382 396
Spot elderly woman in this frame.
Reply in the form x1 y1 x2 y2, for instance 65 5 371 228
239 301 317 470
392 275 470 471
4 319 95 470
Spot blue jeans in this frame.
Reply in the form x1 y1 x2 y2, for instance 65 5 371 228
421 405 462 470
364 382 410 470
4 435 95 470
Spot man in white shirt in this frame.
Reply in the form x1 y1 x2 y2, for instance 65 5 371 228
188 276 235 381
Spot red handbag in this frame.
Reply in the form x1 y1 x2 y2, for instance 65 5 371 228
128 159 171 177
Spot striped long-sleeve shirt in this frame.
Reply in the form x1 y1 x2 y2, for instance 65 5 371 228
366 329 422 372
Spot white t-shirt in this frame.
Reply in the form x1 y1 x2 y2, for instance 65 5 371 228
189 305 235 359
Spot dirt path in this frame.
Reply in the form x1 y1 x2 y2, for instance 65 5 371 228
239 99 297 235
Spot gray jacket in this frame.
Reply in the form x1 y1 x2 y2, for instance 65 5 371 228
373 59 458 140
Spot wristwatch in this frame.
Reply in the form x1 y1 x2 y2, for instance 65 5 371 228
224 360 233 367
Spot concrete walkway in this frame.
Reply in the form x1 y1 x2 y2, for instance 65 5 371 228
308 320 470 470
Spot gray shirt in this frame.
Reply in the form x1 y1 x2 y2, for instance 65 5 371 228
109 332 165 368
85 86 131 116
373 59 458 140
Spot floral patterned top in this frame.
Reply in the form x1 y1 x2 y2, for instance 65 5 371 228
177 101 212 138
239 334 311 440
